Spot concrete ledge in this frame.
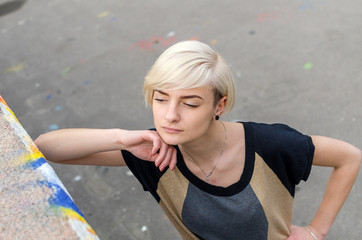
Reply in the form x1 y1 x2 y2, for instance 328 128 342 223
0 94 100 240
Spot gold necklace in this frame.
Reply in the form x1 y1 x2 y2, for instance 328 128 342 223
182 121 227 182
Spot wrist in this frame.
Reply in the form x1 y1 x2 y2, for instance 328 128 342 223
115 129 128 149
306 224 326 240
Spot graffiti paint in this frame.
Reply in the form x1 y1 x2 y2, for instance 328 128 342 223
48 124 60 131
54 105 63 111
0 94 100 240
304 62 313 69
62 59 89 77
62 66 72 76
258 0 326 23
299 0 314 11
257 8 293 23
130 36 177 51
210 39 218 45
97 11 110 18
5 63 24 73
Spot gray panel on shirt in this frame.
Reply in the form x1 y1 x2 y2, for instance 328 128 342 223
182 184 268 240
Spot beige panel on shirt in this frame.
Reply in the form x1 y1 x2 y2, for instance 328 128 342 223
157 167 198 240
250 153 294 239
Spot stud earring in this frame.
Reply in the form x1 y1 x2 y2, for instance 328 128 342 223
215 115 220 120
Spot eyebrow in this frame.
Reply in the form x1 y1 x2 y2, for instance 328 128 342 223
155 90 204 100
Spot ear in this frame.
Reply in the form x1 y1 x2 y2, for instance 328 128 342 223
215 96 227 116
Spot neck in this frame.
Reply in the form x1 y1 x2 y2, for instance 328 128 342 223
179 120 227 165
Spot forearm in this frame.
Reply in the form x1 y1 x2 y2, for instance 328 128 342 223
309 145 361 238
34 128 124 162
310 166 359 238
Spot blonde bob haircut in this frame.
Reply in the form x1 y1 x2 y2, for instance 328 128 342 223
143 41 235 114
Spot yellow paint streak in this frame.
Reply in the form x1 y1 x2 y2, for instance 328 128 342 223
97 11 109 18
21 149 45 163
4 106 20 123
61 207 86 222
59 207 97 236
5 64 24 73
1 100 45 164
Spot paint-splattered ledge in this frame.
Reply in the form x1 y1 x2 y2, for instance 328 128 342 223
0 94 100 240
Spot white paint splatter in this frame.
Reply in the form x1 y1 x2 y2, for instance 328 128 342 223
166 31 175 38
68 218 100 240
72 175 82 182
236 71 242 78
17 20 26 26
37 163 73 200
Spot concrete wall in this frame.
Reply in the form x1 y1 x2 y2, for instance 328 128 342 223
0 94 100 240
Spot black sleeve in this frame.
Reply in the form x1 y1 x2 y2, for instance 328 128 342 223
252 122 315 196
121 150 164 202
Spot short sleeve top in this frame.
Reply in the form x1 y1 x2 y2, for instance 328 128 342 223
122 122 315 240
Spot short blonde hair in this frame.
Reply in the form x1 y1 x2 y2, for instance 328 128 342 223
143 41 235 113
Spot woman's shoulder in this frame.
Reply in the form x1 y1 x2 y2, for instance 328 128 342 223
227 121 313 154
231 121 306 139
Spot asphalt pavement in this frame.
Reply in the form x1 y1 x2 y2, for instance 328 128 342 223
1 0 361 239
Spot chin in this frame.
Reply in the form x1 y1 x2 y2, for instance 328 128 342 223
159 133 185 146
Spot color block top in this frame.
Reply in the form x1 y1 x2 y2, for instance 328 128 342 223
122 122 315 240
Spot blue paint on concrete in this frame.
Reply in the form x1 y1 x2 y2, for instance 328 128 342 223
25 157 47 170
36 180 85 218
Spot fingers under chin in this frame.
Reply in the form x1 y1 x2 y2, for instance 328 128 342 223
159 153 172 171
170 149 177 170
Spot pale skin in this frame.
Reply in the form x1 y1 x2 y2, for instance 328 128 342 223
34 85 361 240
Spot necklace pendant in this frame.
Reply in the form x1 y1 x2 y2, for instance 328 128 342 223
206 172 212 181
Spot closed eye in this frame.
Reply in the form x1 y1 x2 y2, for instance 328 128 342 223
184 103 199 108
154 98 166 102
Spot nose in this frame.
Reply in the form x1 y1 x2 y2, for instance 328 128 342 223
164 102 180 123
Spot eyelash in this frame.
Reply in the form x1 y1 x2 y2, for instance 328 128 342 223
154 98 165 102
184 103 198 108
154 99 198 108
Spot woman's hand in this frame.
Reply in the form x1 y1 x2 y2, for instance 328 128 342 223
120 130 177 171
286 225 323 240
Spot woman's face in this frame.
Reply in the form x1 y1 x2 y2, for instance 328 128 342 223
152 85 222 146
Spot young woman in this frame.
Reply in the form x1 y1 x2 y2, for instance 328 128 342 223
35 41 361 240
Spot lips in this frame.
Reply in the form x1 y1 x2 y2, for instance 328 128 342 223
161 126 183 134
